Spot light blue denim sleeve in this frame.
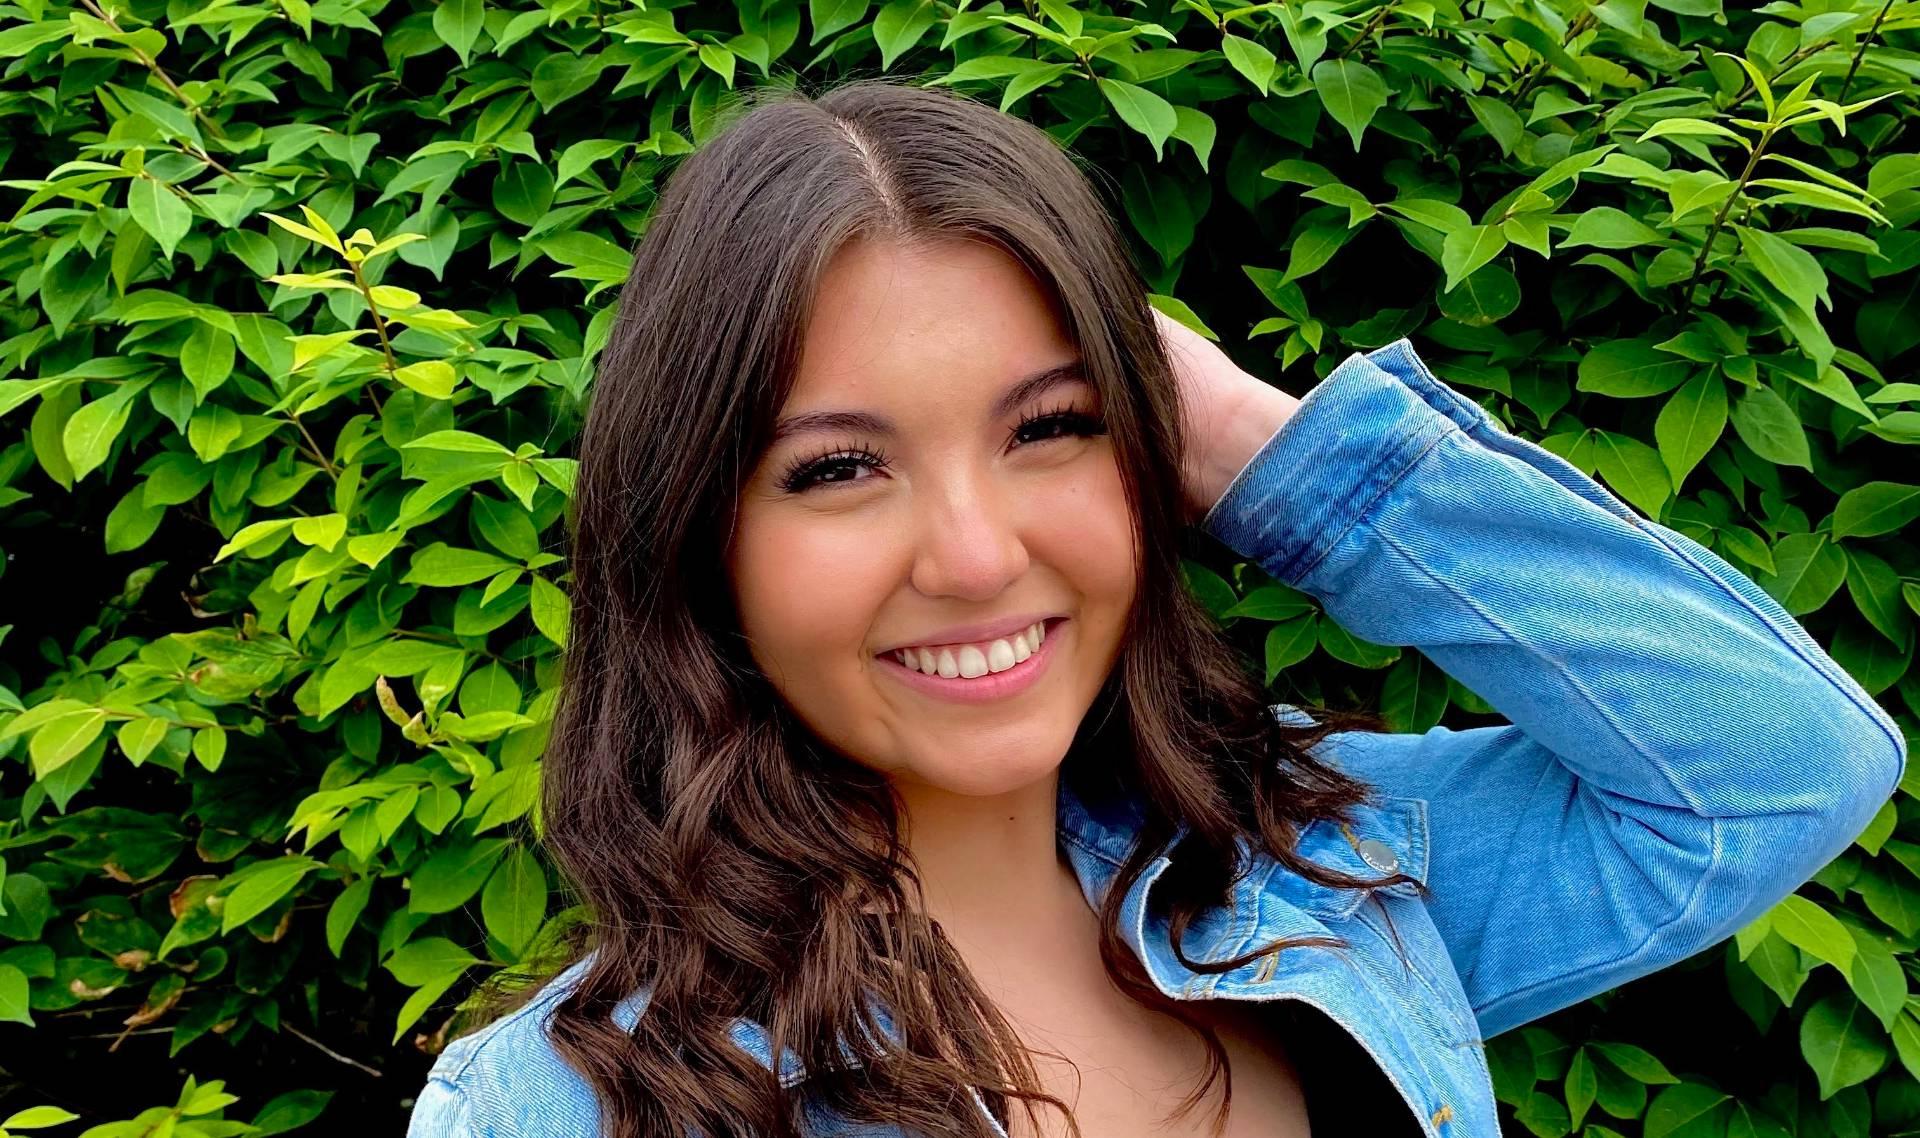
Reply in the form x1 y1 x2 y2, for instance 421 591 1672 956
406 1064 477 1138
1200 337 1909 1040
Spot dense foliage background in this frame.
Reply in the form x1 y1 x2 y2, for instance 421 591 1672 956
0 0 1914 1133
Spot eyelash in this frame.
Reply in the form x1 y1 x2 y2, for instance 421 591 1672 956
775 403 1108 494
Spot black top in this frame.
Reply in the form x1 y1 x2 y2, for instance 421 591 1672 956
1273 999 1428 1136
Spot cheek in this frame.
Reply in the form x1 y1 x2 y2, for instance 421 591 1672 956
729 511 895 681
1038 457 1139 605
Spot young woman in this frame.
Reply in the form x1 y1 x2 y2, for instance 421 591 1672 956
405 78 1906 1138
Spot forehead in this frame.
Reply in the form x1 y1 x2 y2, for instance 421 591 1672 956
785 237 1078 410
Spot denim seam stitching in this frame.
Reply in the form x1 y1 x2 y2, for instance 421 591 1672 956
1472 814 1726 1031
1382 335 1904 763
1641 525 1906 760
1198 352 1356 536
1284 422 1457 586
1371 517 1689 801
1058 825 1126 870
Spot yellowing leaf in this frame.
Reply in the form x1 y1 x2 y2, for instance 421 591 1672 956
393 360 457 398
368 284 423 309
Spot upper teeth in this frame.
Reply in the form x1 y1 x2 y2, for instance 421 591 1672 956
892 622 1047 678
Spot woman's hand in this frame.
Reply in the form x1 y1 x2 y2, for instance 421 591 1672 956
1152 306 1303 525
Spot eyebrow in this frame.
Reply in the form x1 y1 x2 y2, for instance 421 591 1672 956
769 359 1088 446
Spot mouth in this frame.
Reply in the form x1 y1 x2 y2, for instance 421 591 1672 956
875 617 1067 704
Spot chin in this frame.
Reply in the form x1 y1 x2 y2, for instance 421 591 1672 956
901 752 1065 799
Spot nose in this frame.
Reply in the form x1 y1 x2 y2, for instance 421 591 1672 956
908 464 1030 602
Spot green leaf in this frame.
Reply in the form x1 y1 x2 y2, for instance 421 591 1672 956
63 377 151 482
1728 385 1811 469
481 845 547 956
1844 926 1907 1033
0 962 31 1027
1768 893 1856 973
383 936 481 986
872 0 936 68
697 42 736 87
1591 1041 1679 1084
1654 369 1726 489
1310 59 1387 150
1756 533 1847 615
1832 482 1920 541
1222 33 1276 95
1738 226 1831 319
1644 1083 1729 1138
1564 207 1664 250
1097 79 1178 160
554 139 630 189
530 574 570 646
810 0 871 44
1263 615 1317 684
405 543 517 587
408 837 508 914
1578 339 1691 398
128 177 193 261
221 856 321 934
1440 225 1508 293
326 877 373 958
1592 430 1671 519
394 360 457 399
1800 991 1889 1099
432 0 485 66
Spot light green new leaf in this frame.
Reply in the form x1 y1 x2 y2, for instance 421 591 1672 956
1768 893 1856 973
1222 33 1276 96
394 360 457 399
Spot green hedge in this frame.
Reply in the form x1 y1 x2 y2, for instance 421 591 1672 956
0 0 1915 1133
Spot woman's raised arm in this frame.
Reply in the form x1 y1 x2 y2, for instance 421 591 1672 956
1196 337 1907 1041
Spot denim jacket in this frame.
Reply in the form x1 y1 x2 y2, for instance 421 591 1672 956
406 338 1908 1138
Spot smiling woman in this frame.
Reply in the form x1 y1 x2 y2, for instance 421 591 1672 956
403 77 1904 1138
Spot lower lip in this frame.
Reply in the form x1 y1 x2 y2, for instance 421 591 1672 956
876 620 1064 704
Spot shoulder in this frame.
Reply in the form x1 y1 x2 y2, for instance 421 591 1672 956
406 956 620 1138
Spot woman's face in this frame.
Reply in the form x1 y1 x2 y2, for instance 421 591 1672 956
726 237 1138 799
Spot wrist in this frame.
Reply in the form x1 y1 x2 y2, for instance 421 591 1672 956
1197 379 1302 518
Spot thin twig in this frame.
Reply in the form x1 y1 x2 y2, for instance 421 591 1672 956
1839 0 1896 102
1334 1 1395 61
77 0 239 182
283 1022 384 1078
1677 127 1774 319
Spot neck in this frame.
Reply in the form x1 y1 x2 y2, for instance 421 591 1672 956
892 768 1088 940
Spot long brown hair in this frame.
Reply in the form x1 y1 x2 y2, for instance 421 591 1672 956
469 76 1408 1138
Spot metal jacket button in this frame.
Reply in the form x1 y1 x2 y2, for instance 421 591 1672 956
1357 838 1399 874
